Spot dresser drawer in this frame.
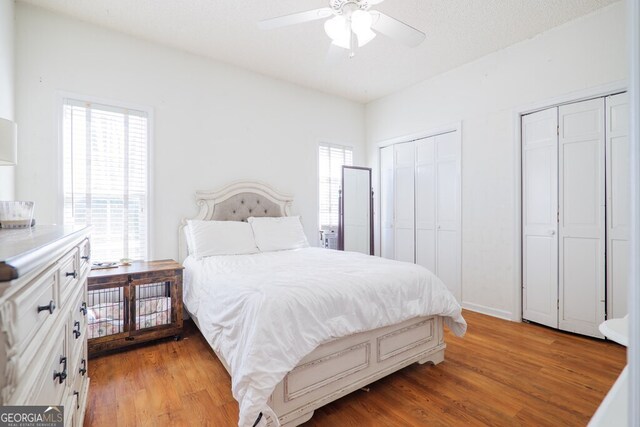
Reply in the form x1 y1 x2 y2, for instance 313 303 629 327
74 340 89 427
79 239 91 274
63 391 75 427
58 248 80 301
13 265 59 355
69 357 88 427
32 325 67 406
75 340 88 384
69 287 88 371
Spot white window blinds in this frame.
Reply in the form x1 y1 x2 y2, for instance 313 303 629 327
319 143 353 228
62 98 149 261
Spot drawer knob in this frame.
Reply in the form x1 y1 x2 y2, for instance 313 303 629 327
73 391 80 409
73 321 82 339
79 359 87 376
66 271 77 279
81 255 90 261
53 356 67 384
37 300 56 314
80 302 87 316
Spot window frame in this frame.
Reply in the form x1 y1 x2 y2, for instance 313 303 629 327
317 141 354 231
57 91 154 259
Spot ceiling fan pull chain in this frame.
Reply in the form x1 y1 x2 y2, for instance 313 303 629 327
349 25 356 58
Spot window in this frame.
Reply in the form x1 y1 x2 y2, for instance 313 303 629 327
318 142 353 229
62 97 150 261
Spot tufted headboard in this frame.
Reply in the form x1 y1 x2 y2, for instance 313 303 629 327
209 192 282 222
178 181 293 262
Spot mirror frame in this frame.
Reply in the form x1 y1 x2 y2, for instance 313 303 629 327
338 166 374 255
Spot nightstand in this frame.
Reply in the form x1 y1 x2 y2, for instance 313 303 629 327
86 259 183 356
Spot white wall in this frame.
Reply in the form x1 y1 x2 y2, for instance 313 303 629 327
0 0 15 199
13 1 629 321
365 2 628 320
15 3 365 259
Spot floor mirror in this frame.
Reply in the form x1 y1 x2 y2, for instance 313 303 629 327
339 166 374 255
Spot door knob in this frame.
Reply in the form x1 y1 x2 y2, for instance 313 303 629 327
548 230 556 236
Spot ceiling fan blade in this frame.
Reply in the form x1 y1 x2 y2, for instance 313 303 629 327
371 11 425 47
259 8 333 30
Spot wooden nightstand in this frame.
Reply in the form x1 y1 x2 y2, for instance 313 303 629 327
86 259 183 356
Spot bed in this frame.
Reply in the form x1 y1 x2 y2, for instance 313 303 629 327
178 181 466 427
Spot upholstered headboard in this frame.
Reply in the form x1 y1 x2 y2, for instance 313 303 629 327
178 181 293 262
208 192 282 222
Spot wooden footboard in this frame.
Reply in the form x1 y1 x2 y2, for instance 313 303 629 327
268 315 445 426
190 312 445 427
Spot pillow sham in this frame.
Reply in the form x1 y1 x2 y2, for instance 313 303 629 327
184 224 195 256
248 216 309 252
186 220 259 259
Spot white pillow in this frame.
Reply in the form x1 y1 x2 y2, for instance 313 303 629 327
186 220 259 259
184 224 195 255
248 216 309 252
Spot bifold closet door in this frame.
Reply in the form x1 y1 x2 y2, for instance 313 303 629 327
393 142 415 263
606 93 630 318
522 107 559 328
434 132 462 301
380 145 395 260
415 132 461 300
558 98 605 338
415 137 436 272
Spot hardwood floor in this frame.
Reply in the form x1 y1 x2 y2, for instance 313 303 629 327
84 310 626 426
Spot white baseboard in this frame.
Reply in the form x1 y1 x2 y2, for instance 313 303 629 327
462 301 515 321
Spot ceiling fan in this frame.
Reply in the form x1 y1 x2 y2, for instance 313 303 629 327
259 0 426 54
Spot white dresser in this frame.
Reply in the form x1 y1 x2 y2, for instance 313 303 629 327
0 225 91 427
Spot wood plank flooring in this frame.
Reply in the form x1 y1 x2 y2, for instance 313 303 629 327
84 310 626 426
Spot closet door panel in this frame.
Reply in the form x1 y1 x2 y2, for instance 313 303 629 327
435 132 461 301
558 98 605 338
415 137 436 272
395 228 414 262
435 133 459 230
610 240 629 318
436 230 459 299
394 142 415 263
562 238 601 324
437 162 457 224
562 141 600 229
380 145 395 260
524 236 557 318
522 107 559 328
416 229 436 272
606 92 630 318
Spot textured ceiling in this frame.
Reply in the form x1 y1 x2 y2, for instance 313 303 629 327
19 0 619 103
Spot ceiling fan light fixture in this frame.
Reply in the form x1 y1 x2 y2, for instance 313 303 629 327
259 0 428 52
355 28 376 47
350 10 376 47
350 9 372 31
324 15 351 49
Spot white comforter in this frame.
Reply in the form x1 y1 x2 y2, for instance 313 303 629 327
183 248 466 427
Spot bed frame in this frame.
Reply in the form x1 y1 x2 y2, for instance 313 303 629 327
179 181 446 426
